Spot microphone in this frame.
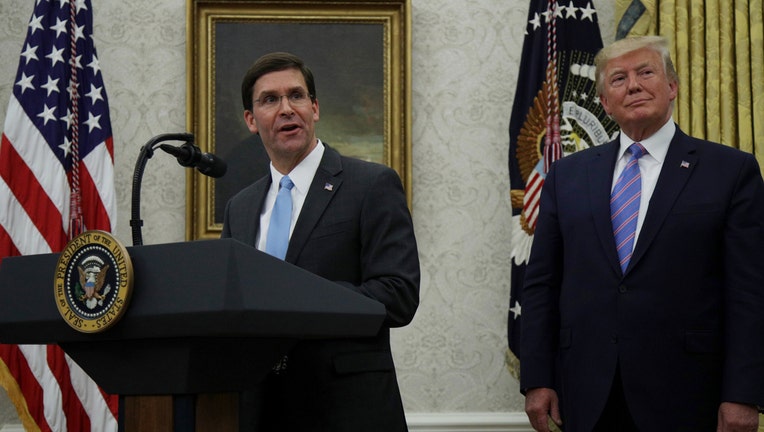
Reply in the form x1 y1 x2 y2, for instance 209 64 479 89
159 142 227 178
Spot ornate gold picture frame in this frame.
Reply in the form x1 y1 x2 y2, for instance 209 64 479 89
186 0 412 240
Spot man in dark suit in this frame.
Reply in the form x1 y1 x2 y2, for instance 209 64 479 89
221 52 419 431
520 36 764 432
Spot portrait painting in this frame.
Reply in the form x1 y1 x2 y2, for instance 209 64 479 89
186 0 411 239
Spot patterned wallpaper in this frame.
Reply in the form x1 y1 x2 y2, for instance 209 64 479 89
0 0 614 425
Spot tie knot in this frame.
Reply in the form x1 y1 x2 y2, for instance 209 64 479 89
280 175 294 190
628 142 647 159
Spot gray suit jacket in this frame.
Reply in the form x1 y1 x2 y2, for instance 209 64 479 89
222 144 419 431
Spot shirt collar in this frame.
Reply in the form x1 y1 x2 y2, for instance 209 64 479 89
268 139 325 194
618 119 675 164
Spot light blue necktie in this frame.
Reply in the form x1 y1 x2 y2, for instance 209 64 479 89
611 143 646 272
265 175 294 260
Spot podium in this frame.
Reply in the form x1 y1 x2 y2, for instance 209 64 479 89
0 238 386 430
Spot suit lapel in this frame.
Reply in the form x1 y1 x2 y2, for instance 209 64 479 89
628 128 697 271
285 145 344 263
245 179 270 247
588 140 623 275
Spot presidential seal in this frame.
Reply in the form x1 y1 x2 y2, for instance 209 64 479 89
54 230 134 333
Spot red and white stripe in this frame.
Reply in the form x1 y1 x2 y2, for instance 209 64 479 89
522 168 544 230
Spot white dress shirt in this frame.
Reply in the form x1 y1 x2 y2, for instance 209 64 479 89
611 120 675 250
256 140 325 252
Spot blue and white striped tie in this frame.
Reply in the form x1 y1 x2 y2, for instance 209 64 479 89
611 143 646 272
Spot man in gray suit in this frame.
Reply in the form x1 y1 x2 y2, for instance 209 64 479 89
221 52 419 431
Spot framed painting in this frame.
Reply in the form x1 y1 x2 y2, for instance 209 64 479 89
186 0 412 240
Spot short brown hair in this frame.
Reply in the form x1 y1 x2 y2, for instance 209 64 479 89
240 52 317 110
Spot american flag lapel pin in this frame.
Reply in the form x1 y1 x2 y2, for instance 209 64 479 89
680 160 690 169
324 182 334 191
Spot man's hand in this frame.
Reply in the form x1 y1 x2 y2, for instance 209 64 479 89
525 387 563 432
717 402 759 432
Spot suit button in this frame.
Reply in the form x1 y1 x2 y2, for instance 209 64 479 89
611 335 618 344
618 285 627 293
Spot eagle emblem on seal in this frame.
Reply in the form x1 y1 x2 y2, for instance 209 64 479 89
76 256 111 310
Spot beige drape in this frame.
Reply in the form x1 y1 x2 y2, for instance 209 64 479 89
616 0 764 173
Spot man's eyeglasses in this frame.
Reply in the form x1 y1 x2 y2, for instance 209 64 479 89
253 90 314 110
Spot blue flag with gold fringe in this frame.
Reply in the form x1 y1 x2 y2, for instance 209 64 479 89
506 0 619 377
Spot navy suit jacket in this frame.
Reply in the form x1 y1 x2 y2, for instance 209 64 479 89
520 127 764 431
221 144 419 431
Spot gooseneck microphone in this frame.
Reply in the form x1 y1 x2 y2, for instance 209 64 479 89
159 142 227 178
130 133 227 246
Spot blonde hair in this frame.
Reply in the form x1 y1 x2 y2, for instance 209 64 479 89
594 36 678 96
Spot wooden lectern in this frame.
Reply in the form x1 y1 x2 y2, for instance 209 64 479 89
0 238 385 431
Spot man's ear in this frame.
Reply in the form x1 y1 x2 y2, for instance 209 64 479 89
244 110 259 134
599 94 611 116
667 79 678 102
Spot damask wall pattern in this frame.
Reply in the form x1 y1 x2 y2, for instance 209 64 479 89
0 0 614 426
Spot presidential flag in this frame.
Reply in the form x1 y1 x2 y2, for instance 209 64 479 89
0 0 118 430
506 0 618 377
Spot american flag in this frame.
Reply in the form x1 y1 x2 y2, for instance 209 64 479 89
0 0 118 430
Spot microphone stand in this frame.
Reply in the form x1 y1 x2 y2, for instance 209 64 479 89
130 133 194 246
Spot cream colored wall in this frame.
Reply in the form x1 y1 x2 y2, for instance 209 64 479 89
0 0 615 427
